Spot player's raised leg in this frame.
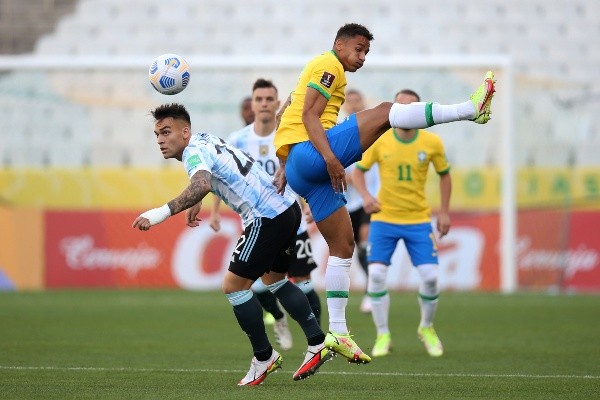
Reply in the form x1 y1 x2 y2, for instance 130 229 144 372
356 71 497 152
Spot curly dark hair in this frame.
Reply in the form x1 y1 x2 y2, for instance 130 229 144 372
335 23 374 42
151 103 191 125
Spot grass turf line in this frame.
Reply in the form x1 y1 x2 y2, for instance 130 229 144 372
0 290 598 399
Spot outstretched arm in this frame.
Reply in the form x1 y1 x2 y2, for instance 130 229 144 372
132 170 213 231
436 172 452 239
303 87 346 193
208 194 222 231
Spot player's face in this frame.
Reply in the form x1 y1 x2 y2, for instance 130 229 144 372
240 98 254 125
154 117 190 161
395 92 419 105
343 92 366 114
335 35 370 72
251 87 280 124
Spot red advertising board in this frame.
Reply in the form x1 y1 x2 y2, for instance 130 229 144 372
516 210 600 292
43 209 600 292
45 210 243 289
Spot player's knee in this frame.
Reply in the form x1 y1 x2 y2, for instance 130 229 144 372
368 263 388 287
250 278 268 294
327 236 355 258
417 264 439 287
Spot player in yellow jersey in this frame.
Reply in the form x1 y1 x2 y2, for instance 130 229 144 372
273 23 495 364
353 89 450 358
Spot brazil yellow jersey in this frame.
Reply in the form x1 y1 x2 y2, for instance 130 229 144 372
275 51 347 159
356 128 450 224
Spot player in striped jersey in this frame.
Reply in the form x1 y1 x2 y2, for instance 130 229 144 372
132 103 333 385
352 89 451 358
210 79 322 352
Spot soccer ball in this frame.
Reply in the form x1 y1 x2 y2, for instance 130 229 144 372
148 53 190 95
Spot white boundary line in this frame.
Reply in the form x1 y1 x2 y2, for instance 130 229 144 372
0 365 597 380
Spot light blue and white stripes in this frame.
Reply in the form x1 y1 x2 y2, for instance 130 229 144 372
182 133 296 228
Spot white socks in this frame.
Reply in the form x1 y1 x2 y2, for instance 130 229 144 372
417 263 440 328
367 263 390 335
389 101 475 128
325 256 352 334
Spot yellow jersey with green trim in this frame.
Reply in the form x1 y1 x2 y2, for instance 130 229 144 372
274 51 347 159
356 128 450 224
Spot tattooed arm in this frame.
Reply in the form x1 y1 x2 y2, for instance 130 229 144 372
132 170 212 231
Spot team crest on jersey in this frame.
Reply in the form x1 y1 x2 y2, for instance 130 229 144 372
259 144 269 157
320 72 335 88
418 151 427 164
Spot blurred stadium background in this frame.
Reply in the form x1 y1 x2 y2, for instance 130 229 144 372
0 0 599 293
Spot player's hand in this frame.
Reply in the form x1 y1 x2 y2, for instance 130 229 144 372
132 216 152 231
185 203 202 228
363 195 381 214
437 212 451 239
132 204 171 231
325 157 346 193
273 166 287 194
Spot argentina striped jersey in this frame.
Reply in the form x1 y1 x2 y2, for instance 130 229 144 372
182 132 296 227
228 124 307 234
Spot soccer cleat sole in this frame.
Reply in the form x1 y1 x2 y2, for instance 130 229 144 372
293 349 334 381
238 355 283 386
472 71 496 124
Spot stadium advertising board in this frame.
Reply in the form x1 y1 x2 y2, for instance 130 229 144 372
518 210 600 292
30 209 600 292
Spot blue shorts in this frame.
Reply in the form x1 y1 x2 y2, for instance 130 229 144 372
367 221 438 267
285 114 362 223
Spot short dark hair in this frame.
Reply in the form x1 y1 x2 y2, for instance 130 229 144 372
252 78 278 95
151 103 191 125
346 88 363 97
335 23 374 42
394 89 421 102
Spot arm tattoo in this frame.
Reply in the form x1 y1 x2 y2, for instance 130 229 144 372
167 170 212 215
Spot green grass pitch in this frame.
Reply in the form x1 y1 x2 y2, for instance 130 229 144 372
1 290 598 399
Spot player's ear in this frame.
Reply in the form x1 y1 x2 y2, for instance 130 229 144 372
182 124 191 139
333 38 342 51
334 37 347 52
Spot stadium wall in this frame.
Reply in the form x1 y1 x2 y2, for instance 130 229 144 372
1 207 599 293
1 167 599 293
